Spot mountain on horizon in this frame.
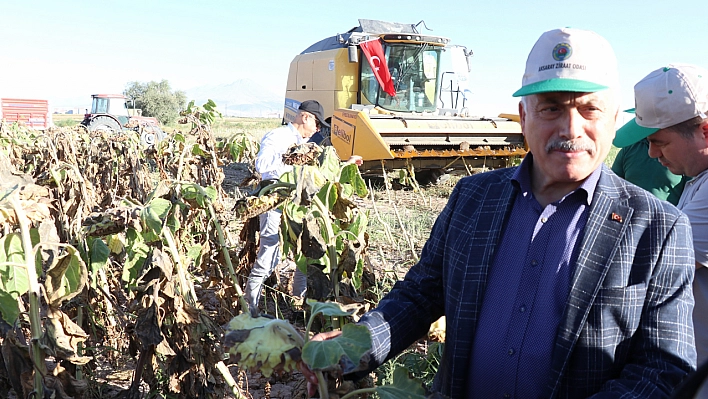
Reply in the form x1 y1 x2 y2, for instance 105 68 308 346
185 79 284 117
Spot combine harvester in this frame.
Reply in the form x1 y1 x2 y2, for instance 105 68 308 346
284 19 526 182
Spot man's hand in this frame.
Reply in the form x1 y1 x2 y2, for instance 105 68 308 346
298 330 343 397
346 155 364 166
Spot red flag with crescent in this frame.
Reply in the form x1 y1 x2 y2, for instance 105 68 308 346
359 39 396 97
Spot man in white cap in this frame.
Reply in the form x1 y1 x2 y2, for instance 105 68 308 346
614 63 708 364
302 28 696 398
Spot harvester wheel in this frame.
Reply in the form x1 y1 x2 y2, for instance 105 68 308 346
87 116 122 133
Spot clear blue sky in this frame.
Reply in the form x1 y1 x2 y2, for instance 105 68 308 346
2 0 706 118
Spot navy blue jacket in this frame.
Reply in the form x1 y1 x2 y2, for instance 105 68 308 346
359 165 696 398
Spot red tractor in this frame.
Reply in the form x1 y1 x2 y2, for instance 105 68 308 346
81 94 166 146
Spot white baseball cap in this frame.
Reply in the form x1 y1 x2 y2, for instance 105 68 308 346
614 64 708 147
513 27 618 97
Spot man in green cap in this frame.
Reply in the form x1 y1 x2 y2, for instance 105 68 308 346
614 63 708 365
611 114 690 205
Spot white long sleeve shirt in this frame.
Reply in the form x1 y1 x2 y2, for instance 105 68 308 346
255 123 305 180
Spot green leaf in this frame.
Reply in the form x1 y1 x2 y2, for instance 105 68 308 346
0 290 19 324
0 232 28 324
284 202 307 223
307 299 356 318
293 165 327 206
0 233 30 299
180 183 214 208
140 205 163 241
88 237 110 289
186 245 202 267
29 228 42 276
352 258 363 290
316 183 338 211
347 211 368 239
302 323 371 371
181 183 199 200
191 144 207 157
340 182 355 199
375 367 427 399
123 229 149 285
167 208 181 233
204 186 217 201
340 164 368 198
295 252 308 276
45 246 88 307
318 146 341 181
320 247 331 274
146 198 172 219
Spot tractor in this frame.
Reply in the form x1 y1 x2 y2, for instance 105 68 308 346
81 94 166 146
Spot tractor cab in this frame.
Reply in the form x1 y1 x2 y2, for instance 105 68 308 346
89 94 130 126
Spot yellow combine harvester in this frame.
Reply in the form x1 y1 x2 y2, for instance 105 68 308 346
284 19 526 178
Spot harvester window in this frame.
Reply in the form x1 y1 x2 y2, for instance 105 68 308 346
360 43 441 114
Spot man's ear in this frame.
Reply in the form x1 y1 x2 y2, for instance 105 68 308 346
701 120 708 141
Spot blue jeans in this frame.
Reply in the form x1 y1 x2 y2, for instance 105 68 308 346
244 208 307 314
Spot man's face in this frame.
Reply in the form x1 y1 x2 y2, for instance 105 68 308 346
520 90 618 189
647 124 708 177
296 111 319 138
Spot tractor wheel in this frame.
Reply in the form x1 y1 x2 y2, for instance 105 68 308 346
87 116 121 133
140 126 167 147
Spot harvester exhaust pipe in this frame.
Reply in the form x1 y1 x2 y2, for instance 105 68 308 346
348 45 358 63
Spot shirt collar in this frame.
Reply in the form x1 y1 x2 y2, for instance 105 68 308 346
287 122 307 145
512 153 601 206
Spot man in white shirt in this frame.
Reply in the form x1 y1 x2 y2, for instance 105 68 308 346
245 100 328 314
613 64 708 365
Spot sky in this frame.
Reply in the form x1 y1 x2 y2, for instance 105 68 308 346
2 0 707 119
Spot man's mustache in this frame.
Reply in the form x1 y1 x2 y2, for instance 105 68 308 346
545 139 595 153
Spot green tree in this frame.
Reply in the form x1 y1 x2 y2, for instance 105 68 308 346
123 80 187 125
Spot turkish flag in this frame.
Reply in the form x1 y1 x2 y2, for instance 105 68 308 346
360 39 396 97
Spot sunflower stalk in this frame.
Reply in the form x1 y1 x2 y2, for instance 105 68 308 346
215 361 248 399
312 196 339 299
9 192 47 397
207 197 248 313
162 226 197 305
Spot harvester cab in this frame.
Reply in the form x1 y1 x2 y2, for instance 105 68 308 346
82 94 166 146
285 19 526 181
